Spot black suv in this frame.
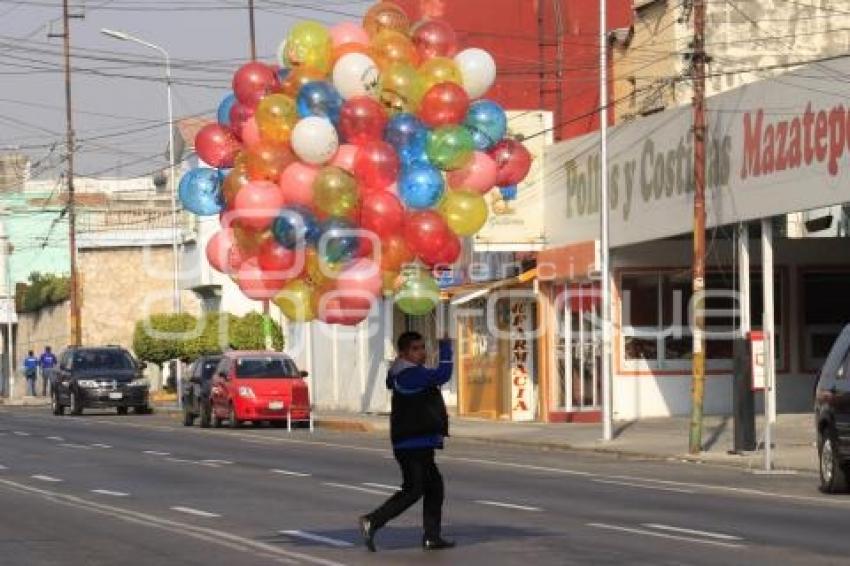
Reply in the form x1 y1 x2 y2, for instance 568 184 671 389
51 346 150 416
182 355 222 428
814 325 850 492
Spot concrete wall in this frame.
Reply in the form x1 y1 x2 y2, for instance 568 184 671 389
14 301 70 361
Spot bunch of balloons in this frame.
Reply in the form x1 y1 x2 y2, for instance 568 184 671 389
179 1 533 326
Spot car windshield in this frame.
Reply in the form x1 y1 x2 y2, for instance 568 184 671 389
235 357 299 379
73 350 135 370
200 359 221 381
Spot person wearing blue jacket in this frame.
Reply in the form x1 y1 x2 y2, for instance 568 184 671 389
359 331 455 552
23 351 38 397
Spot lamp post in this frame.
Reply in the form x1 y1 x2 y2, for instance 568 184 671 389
101 28 180 314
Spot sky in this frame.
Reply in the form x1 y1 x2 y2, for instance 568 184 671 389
0 0 373 181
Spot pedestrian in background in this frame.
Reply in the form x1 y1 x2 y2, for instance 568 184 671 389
359 331 455 552
39 346 57 396
23 350 38 397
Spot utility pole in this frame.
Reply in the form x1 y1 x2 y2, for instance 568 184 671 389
249 0 257 61
688 0 708 455
599 0 613 442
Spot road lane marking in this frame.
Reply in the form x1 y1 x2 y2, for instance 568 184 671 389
60 443 92 450
0 464 7 470
92 489 129 497
165 457 221 468
322 482 391 496
642 523 742 541
587 523 745 549
279 530 354 548
201 459 233 465
170 506 221 518
271 469 311 477
31 475 63 483
46 436 64 441
143 450 170 456
593 478 695 494
13 431 30 436
475 500 542 512
362 482 397 491
91 443 112 449
0 478 341 566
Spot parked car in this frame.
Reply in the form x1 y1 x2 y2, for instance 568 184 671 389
814 324 850 492
182 355 222 428
210 351 310 429
52 346 150 416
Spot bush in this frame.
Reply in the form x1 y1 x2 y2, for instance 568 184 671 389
229 311 284 351
16 272 71 313
132 313 200 367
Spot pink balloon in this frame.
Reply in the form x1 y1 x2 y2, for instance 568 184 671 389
233 180 286 231
330 144 359 173
336 258 382 298
330 22 369 48
237 257 286 301
279 162 319 207
446 151 499 194
240 117 262 151
205 229 235 273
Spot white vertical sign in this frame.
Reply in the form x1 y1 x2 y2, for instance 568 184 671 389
510 299 534 421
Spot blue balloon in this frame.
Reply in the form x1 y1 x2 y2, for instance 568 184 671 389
217 93 236 126
318 217 359 263
297 81 344 123
499 184 518 201
398 163 445 209
385 113 429 165
179 168 224 216
272 206 320 250
464 100 507 150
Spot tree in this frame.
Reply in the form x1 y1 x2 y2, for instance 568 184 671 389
229 311 284 351
132 313 200 367
16 272 71 313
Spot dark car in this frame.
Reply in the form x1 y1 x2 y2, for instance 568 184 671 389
182 355 222 428
814 325 850 492
51 346 150 416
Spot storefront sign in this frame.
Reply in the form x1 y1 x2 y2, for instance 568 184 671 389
543 58 850 249
474 111 552 252
510 299 535 421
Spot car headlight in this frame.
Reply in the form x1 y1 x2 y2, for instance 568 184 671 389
238 386 255 399
78 379 98 388
128 378 149 388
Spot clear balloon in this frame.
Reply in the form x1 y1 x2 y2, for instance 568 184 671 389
465 99 507 150
395 267 440 316
398 163 445 209
454 48 497 99
363 1 410 37
245 141 296 181
419 82 469 127
179 168 224 216
195 123 241 169
217 93 237 126
360 190 405 239
255 93 298 144
279 161 319 207
285 21 333 74
339 96 388 145
297 81 343 123
233 62 280 108
353 140 400 190
446 151 499 194
291 117 339 165
274 279 318 322
318 217 360 263
411 19 458 60
378 62 424 115
272 205 321 249
369 29 419 71
313 166 359 217
332 53 380 100
440 189 489 236
418 57 462 92
233 180 286 231
426 125 475 170
488 138 533 186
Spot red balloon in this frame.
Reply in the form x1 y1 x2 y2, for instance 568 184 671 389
339 96 388 146
361 191 405 239
228 243 254 274
237 257 286 301
229 102 255 141
418 231 460 267
353 140 400 190
206 229 235 273
233 180 286 231
411 19 458 60
418 82 469 128
317 292 373 326
330 144 359 173
488 139 533 187
195 123 240 168
403 210 451 258
233 62 280 108
257 237 298 279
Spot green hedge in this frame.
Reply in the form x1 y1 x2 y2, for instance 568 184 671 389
16 272 70 313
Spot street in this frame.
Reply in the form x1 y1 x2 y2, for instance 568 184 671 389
0 407 847 565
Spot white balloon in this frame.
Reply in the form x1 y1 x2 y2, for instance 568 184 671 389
333 52 380 100
291 117 339 165
454 48 497 100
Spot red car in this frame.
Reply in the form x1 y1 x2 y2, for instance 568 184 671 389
209 351 311 429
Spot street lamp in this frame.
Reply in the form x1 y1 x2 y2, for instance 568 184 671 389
101 28 181 314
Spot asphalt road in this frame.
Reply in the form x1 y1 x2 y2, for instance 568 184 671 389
1 406 848 566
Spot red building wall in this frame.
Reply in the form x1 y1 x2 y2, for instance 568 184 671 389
395 0 632 141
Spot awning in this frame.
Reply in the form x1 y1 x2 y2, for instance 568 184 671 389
441 268 537 305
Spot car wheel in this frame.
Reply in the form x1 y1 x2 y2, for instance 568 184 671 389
199 402 211 428
819 427 849 493
182 405 195 426
70 390 83 416
134 405 151 415
117 406 129 416
227 404 241 429
51 394 64 416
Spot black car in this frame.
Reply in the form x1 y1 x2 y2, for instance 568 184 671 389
182 355 222 428
814 324 850 492
51 346 150 416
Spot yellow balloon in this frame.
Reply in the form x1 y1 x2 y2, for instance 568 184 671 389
232 225 269 254
378 62 424 114
286 21 333 74
304 248 342 290
255 94 297 144
369 29 419 71
381 270 401 296
418 57 462 92
439 189 489 236
274 278 318 322
313 166 359 217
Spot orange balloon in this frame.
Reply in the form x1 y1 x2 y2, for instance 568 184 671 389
222 159 250 207
363 1 410 37
232 225 270 255
370 29 419 71
381 270 401 296
278 66 327 98
245 141 295 182
380 233 414 272
333 42 370 63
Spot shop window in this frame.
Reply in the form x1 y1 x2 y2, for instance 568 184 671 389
803 271 850 370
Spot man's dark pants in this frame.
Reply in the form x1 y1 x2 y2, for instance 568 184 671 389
366 447 444 539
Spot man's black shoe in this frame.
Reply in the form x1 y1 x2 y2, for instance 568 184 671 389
358 516 376 552
423 536 455 550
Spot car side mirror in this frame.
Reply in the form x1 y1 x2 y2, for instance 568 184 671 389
299 370 309 378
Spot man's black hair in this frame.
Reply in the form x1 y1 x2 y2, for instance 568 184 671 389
397 331 424 353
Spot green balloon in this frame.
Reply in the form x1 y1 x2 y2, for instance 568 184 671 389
426 125 475 171
395 269 440 316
